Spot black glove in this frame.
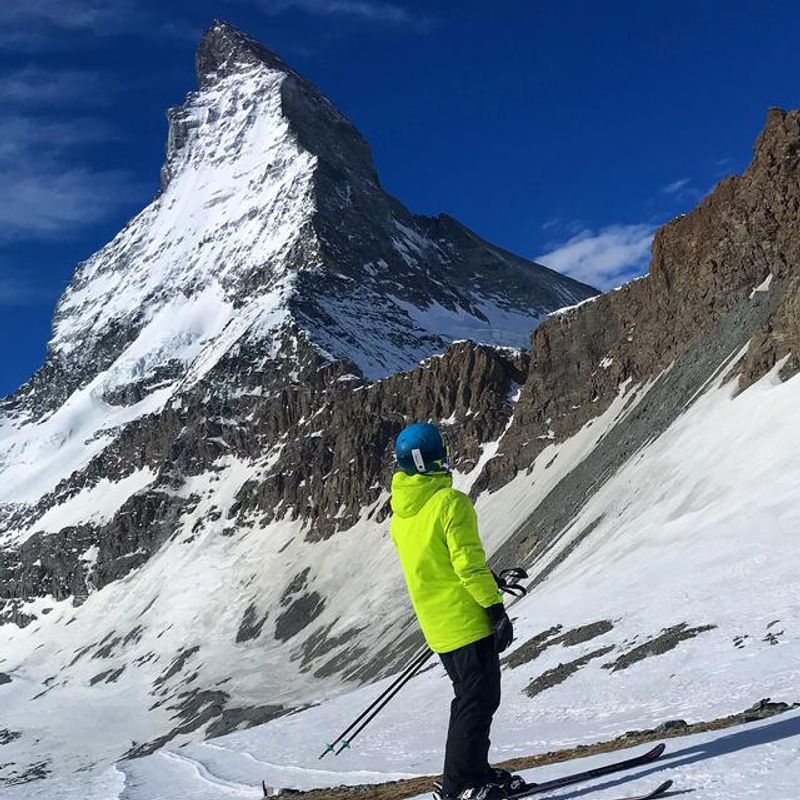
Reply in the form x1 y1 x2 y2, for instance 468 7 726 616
486 603 514 652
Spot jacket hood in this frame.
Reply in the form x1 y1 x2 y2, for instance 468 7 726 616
390 471 452 518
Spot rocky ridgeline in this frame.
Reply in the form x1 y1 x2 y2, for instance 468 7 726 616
1 341 525 622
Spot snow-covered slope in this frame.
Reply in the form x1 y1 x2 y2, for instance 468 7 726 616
2 342 798 798
116 713 800 800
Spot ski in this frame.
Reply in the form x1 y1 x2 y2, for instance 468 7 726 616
432 743 667 799
507 742 666 798
613 779 673 800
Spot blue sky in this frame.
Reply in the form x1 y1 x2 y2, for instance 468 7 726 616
1 0 799 397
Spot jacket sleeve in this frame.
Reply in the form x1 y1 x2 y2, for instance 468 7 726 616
443 491 503 608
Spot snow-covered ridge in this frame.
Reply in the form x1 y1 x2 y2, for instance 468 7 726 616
54 62 311 356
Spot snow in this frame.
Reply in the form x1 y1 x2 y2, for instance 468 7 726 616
552 293 602 317
96 284 237 393
389 295 541 352
6 711 800 799
52 65 315 354
750 272 774 298
473 375 658 555
28 468 156 535
0 380 171 512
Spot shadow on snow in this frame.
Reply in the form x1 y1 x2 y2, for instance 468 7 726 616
538 713 800 799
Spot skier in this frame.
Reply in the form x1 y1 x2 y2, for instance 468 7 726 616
389 422 524 800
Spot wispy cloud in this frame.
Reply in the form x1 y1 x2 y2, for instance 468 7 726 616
0 271 59 306
655 175 715 208
661 177 691 195
537 223 656 290
0 116 142 239
0 112 140 240
0 117 112 160
0 0 137 49
252 0 431 28
0 167 143 240
540 217 586 236
0 0 132 30
0 1 147 240
0 66 109 106
0 0 194 49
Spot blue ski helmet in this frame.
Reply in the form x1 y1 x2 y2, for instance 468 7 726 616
395 422 450 475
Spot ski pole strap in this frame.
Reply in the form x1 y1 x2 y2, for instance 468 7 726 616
493 567 529 597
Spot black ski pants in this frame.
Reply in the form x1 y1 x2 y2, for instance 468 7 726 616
440 634 501 796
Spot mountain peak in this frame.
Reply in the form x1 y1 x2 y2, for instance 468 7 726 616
196 19 294 88
752 106 800 174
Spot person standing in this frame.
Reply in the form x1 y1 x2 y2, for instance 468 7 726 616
389 422 524 800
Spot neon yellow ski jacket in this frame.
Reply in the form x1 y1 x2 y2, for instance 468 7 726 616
389 471 502 654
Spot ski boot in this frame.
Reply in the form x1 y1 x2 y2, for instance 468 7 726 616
446 784 509 800
487 767 528 795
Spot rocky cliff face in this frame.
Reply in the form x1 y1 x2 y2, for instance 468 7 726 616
476 107 800 572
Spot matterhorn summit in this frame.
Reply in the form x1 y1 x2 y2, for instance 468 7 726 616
0 20 592 506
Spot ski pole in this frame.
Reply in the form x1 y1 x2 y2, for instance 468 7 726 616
334 648 435 755
320 647 431 758
318 646 432 758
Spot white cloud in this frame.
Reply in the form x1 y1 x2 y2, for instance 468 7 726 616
537 224 656 290
0 168 143 239
0 3 173 242
0 117 111 160
0 0 191 49
0 273 57 306
0 4 148 239
0 0 128 29
0 115 143 240
253 0 429 27
662 177 691 194
0 0 136 48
